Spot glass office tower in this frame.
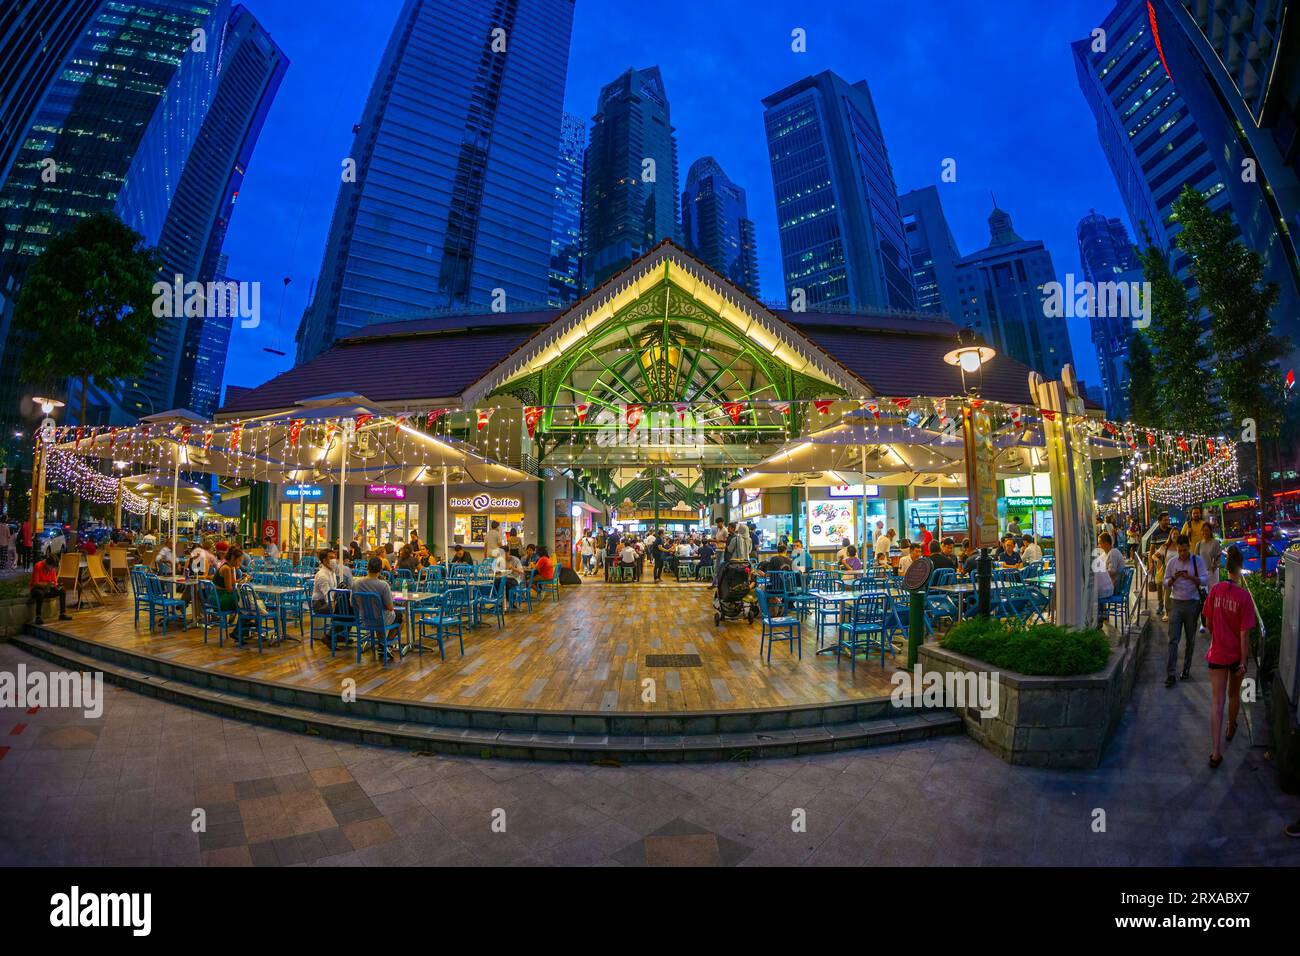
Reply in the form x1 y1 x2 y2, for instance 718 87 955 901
1077 209 1141 417
762 70 915 312
898 186 963 318
681 156 759 297
547 111 585 307
297 0 576 363
582 65 680 289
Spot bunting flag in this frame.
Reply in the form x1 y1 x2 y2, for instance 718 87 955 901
575 403 589 425
970 399 986 409
937 407 950 430
865 401 880 420
229 423 244 451
1177 436 1190 453
1146 431 1156 447
324 421 338 447
1206 438 1216 456
773 402 791 416
425 408 449 428
1104 421 1118 435
722 401 745 425
523 406 544 439
355 413 374 430
74 426 83 450
1288 369 1296 389
1039 408 1057 421
203 430 214 451
288 419 304 448
814 400 833 414
476 408 495 432
892 397 911 411
179 425 192 446
108 427 118 450
673 402 689 422
1010 407 1022 428
625 404 644 433
393 415 408 435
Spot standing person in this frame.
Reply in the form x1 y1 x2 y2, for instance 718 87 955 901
0 516 12 570
1180 505 1207 550
1007 515 1022 537
873 527 894 564
579 532 594 575
483 521 504 561
19 517 32 569
1204 546 1253 768
918 523 934 556
28 552 71 623
1163 534 1209 687
712 518 728 582
1147 511 1174 621
604 529 620 582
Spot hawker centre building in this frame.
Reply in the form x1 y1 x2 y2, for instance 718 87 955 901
216 241 1054 564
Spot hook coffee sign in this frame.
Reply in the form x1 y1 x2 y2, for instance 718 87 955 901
449 494 522 512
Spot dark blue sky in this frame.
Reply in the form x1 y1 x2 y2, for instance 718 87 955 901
220 0 1121 399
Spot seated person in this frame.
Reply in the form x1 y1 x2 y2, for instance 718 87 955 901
763 543 794 573
353 557 403 643
997 535 1023 568
619 541 638 580
491 548 522 594
839 545 864 573
450 545 474 565
213 547 245 611
929 537 958 573
523 544 539 567
532 547 555 592
395 545 419 575
29 553 71 624
899 542 922 576
1020 534 1043 565
155 544 176 575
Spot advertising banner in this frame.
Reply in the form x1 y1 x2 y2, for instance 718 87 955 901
963 404 1000 549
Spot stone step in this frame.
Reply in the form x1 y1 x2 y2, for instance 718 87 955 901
11 632 961 763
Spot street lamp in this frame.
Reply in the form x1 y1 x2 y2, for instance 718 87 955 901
27 396 66 537
942 329 999 617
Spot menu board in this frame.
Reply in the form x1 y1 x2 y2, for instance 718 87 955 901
469 514 489 544
806 500 855 549
963 404 1000 548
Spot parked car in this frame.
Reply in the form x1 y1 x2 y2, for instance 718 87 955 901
1233 536 1285 577
33 527 66 559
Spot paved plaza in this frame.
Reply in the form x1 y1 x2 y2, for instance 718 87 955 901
2 620 1297 867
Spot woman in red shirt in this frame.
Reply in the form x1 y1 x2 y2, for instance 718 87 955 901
1204 545 1255 768
532 547 555 595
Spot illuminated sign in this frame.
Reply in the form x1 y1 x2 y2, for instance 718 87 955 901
828 484 879 498
1005 496 1052 508
284 485 324 500
449 494 522 512
365 484 406 500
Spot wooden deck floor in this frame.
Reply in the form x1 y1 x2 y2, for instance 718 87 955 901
45 580 903 714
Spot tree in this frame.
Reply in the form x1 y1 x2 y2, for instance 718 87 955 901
1172 185 1290 553
13 213 162 528
1135 227 1222 433
1125 329 1159 427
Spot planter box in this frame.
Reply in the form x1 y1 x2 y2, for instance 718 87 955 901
917 614 1151 769
1 595 40 638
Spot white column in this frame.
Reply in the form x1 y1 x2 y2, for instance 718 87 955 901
171 444 181 562
442 468 449 564
336 432 349 556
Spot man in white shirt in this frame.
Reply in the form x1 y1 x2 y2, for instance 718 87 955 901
483 521 504 559
1094 532 1124 600
1021 534 1043 565
265 539 281 560
311 550 341 612
873 528 895 563
899 542 921 576
1162 533 1209 686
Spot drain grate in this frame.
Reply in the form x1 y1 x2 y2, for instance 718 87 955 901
644 654 703 668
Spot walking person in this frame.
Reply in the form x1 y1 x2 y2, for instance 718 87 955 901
1148 511 1174 621
1204 545 1253 768
1163 534 1209 687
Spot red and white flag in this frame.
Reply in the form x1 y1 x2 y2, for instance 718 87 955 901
355 413 374 430
476 408 495 432
1177 436 1190 453
1010 407 1023 428
523 406 544 439
288 419 304 448
892 397 911 412
425 408 449 428
722 401 744 425
773 402 791 416
574 403 589 425
673 402 689 422
865 401 880 420
625 404 644 433
1039 408 1057 421
814 399 833 414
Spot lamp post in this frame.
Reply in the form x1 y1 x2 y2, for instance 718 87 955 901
27 395 65 537
943 329 997 618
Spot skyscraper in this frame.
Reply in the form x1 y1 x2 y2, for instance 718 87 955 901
761 70 915 312
297 0 576 363
0 0 233 425
954 203 1074 377
166 7 288 417
681 156 759 296
0 0 100 188
548 111 585 307
582 65 680 289
1077 210 1142 416
898 186 963 318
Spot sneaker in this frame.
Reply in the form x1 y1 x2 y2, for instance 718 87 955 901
1160 612 1169 622
1180 667 1191 680
1165 675 1176 688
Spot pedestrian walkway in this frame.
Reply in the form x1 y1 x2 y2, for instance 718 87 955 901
0 622 1296 866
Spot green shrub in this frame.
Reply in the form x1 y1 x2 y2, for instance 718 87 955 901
939 616 1111 676
1243 573 1283 677
0 574 31 600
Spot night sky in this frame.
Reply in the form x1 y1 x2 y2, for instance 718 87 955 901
219 0 1121 399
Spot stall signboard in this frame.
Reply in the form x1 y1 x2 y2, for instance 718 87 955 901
365 484 406 500
449 494 522 512
962 404 1000 549
285 485 324 500
554 500 573 569
1005 496 1052 508
261 520 279 546
1003 474 1051 498
729 489 741 510
469 514 488 543
828 484 880 498
740 489 762 519
806 499 855 549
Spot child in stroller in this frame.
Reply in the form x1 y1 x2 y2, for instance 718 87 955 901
714 560 758 625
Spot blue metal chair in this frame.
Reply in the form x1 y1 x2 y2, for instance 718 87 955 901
837 592 889 673
755 587 801 662
146 573 187 633
1099 566 1132 631
130 566 152 627
531 567 560 604
475 575 509 628
351 590 403 667
413 591 466 660
310 588 356 655
195 579 237 646
234 582 280 653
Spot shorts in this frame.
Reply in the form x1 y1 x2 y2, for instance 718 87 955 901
1207 660 1242 671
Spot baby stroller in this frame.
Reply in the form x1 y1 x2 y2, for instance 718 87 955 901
714 560 758 625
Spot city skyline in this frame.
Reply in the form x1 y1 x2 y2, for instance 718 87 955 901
214 0 1124 403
